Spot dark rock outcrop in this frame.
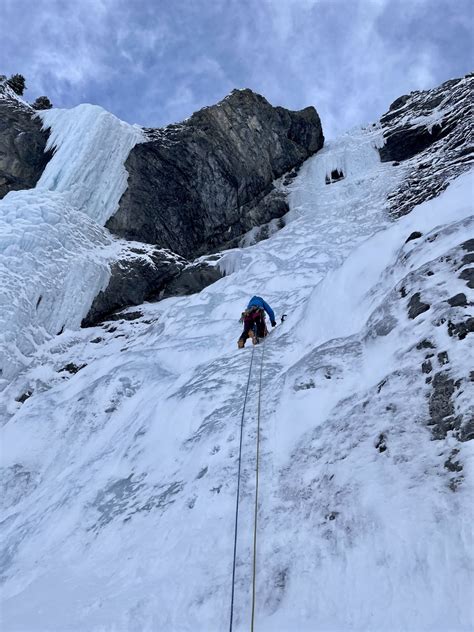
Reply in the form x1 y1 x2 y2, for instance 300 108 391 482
83 247 184 326
82 246 222 326
378 74 473 218
160 263 222 299
380 118 448 163
405 231 423 243
83 90 322 324
0 79 52 199
447 293 467 308
59 362 87 375
106 89 323 258
407 292 430 319
459 268 474 289
447 317 474 341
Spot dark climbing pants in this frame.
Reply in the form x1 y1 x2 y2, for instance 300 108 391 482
238 313 267 345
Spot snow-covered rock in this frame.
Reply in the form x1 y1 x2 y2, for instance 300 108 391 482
0 78 52 199
379 73 473 218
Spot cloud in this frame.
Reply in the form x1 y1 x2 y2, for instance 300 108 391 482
1 0 472 137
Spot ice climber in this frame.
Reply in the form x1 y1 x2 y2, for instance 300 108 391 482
238 295 276 348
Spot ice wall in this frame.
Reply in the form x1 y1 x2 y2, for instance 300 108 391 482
38 105 144 224
0 106 144 384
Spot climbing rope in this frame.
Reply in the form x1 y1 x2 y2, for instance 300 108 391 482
229 343 256 632
229 331 266 632
250 334 265 632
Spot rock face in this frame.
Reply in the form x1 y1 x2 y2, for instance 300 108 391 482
82 246 222 326
106 89 324 258
378 73 473 218
83 247 184 326
0 79 52 199
159 262 223 300
81 90 322 325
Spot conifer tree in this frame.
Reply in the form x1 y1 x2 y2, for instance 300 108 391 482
32 95 53 110
7 73 26 96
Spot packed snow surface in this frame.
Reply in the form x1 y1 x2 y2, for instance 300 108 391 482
1 124 473 631
0 105 144 383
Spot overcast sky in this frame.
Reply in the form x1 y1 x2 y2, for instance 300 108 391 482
2 0 472 137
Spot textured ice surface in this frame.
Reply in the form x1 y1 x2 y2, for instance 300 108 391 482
38 105 144 225
0 190 112 382
0 105 144 382
0 121 473 631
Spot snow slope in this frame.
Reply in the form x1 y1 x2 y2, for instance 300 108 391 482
1 114 473 632
0 106 144 383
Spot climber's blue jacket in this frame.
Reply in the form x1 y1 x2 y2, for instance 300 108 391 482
247 296 276 324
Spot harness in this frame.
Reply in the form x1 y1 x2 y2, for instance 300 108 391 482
240 307 264 324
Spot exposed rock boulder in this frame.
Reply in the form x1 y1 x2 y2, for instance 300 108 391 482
82 247 184 326
160 262 222 299
380 114 448 163
0 79 52 199
447 293 467 308
405 231 423 243
106 88 324 258
227 189 288 249
379 73 473 218
82 246 222 326
407 292 430 319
